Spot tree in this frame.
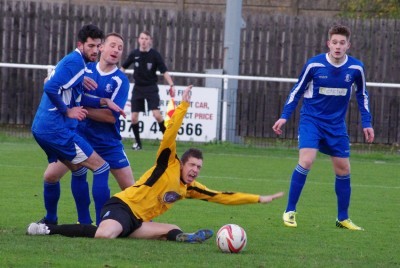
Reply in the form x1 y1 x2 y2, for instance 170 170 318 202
338 0 400 19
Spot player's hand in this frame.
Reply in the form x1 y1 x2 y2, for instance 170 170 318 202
182 85 193 103
66 107 88 121
101 98 126 118
83 76 98 91
259 192 284 203
169 85 176 98
363 127 375 143
272 118 287 135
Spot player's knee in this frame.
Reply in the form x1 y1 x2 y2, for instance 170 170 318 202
94 228 116 239
299 160 313 169
43 171 60 182
167 224 181 231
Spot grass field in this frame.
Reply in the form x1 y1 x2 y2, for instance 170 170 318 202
1 136 399 267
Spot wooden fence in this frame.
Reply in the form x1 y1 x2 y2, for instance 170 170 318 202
1 0 399 145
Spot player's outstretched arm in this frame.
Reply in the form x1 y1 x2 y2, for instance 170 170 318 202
100 98 126 118
182 85 193 102
258 192 284 204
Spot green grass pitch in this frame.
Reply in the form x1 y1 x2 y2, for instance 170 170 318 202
0 137 399 267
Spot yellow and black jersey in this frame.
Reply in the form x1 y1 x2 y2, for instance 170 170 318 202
186 180 259 205
114 101 260 222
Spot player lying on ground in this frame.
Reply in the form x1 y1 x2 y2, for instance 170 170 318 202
27 85 284 243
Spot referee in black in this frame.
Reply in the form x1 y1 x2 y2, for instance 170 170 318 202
121 30 175 150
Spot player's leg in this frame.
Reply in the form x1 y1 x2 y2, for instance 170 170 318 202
83 152 110 226
70 166 92 224
94 197 136 238
27 222 97 237
283 148 317 227
71 135 110 226
151 109 166 133
94 219 124 238
130 87 144 150
130 112 142 150
40 162 69 224
283 118 319 227
147 90 166 133
100 144 135 189
129 222 213 243
332 156 352 220
111 167 135 189
331 146 363 231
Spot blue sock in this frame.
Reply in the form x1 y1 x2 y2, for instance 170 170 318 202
92 162 110 226
286 164 309 212
71 167 92 224
43 181 60 223
335 174 351 221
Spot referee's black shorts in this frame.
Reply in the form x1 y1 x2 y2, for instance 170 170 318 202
131 84 161 112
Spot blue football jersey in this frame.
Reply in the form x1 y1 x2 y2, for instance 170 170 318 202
32 49 85 133
77 62 130 145
281 53 372 128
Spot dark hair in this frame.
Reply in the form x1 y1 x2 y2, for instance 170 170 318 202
181 148 203 164
139 30 152 39
77 24 104 43
328 24 351 40
105 32 124 42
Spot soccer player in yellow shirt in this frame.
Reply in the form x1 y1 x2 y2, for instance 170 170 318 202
27 85 284 243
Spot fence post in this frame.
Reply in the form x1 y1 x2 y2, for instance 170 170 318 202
223 0 245 143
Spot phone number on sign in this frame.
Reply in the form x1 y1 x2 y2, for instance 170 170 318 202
120 120 203 136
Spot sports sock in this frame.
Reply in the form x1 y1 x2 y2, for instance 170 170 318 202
92 162 110 226
335 174 351 221
158 120 166 133
48 223 97 237
43 181 60 223
166 229 183 241
132 123 141 146
285 164 309 212
71 167 92 224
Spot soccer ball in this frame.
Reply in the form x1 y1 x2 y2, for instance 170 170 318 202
216 224 247 253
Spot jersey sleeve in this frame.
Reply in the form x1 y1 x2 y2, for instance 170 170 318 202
186 181 260 204
109 74 130 118
353 64 372 128
156 101 189 163
280 61 314 120
155 50 168 74
44 56 85 113
121 50 135 69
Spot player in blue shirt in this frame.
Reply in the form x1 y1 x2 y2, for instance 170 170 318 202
32 25 125 225
272 24 374 230
38 33 135 226
72 32 135 225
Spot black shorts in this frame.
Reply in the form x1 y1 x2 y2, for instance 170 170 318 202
100 197 143 237
131 84 161 112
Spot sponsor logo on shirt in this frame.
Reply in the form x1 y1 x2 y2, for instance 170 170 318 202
319 87 348 96
319 75 328 79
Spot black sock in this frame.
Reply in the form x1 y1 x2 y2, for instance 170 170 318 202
132 123 141 145
158 121 166 134
48 224 97 238
166 229 183 241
